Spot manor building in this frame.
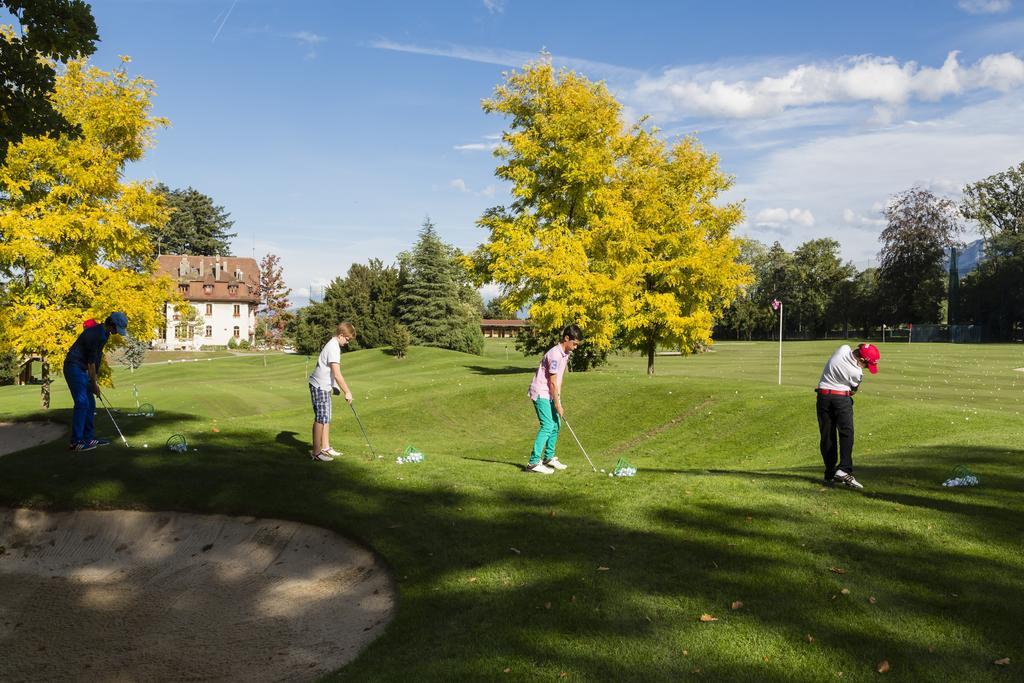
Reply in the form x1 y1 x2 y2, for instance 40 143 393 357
154 255 260 350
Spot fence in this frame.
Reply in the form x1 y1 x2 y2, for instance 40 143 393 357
905 324 984 343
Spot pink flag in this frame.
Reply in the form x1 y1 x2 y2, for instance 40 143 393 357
770 299 781 311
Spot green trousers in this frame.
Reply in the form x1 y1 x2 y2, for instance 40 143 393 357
530 398 560 465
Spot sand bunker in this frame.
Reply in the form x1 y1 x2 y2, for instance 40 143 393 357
0 508 395 682
0 421 66 457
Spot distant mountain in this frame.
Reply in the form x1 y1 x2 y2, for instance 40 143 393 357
945 238 985 278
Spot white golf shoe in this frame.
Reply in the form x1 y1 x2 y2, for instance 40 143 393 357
544 458 568 470
322 447 342 457
834 470 864 490
310 450 334 462
526 462 555 474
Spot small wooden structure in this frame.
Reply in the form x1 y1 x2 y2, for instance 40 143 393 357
480 319 527 339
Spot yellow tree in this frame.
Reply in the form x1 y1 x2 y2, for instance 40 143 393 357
611 131 749 375
472 57 749 373
471 58 631 367
0 57 173 407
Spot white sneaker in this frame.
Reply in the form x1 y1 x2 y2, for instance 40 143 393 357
525 462 555 474
310 451 334 462
544 458 568 470
322 447 342 457
834 470 864 490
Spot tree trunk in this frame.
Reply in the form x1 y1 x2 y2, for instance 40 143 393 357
646 331 656 376
40 356 51 409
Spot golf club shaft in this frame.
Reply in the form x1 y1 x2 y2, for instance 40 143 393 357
560 416 597 472
349 403 376 458
99 394 129 447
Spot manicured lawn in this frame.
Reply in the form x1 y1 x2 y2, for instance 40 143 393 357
1 340 1021 681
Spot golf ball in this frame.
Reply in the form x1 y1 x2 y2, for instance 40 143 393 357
143 443 148 448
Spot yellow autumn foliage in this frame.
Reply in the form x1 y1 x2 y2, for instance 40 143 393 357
0 58 174 406
472 58 750 373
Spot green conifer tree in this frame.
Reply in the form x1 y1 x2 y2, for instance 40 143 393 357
397 219 484 355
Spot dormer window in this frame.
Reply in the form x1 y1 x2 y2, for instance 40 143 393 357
203 284 214 294
228 284 238 295
178 284 189 294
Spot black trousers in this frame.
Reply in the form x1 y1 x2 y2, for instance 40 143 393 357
816 393 854 477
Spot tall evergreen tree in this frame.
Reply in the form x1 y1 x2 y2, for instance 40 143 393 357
398 219 484 355
148 184 236 256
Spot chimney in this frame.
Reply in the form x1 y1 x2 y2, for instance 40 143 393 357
199 259 204 277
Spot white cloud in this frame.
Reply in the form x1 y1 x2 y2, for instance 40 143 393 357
731 90 1024 263
368 39 642 81
288 31 326 59
755 207 815 227
449 178 470 192
480 184 497 198
628 51 1024 121
843 208 886 229
483 0 505 14
958 0 1012 14
453 142 499 151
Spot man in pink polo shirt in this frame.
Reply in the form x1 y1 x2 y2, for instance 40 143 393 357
815 342 880 490
526 324 583 474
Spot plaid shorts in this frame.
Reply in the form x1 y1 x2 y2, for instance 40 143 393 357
309 384 332 423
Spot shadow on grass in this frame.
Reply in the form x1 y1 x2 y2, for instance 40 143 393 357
276 430 310 458
460 455 526 471
462 364 534 376
0 440 1021 681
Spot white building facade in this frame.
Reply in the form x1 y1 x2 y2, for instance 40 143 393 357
155 255 260 350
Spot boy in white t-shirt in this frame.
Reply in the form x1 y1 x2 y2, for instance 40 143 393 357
815 342 880 489
308 322 356 462
525 324 583 474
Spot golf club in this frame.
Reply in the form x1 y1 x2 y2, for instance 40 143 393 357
349 403 377 459
560 415 597 472
98 393 130 447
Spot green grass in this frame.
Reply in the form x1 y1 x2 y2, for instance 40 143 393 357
1 340 1022 681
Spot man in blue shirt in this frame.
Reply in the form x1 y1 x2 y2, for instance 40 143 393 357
63 312 128 451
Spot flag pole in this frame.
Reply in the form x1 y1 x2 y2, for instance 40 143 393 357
778 302 783 385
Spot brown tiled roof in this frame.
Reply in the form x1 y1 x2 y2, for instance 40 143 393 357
481 319 527 327
156 254 260 303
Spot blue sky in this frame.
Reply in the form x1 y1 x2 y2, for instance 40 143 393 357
67 1 1024 302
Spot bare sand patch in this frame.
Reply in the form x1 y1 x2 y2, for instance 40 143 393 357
0 421 66 457
0 508 395 682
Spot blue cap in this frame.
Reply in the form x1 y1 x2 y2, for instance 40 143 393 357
106 311 128 335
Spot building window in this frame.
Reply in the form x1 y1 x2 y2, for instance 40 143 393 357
178 284 189 294
233 326 240 338
204 284 214 294
233 304 240 317
228 284 238 295
205 303 213 316
205 325 212 337
175 323 193 340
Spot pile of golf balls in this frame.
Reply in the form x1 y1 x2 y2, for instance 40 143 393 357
396 452 424 464
166 435 188 453
942 475 979 487
611 467 637 477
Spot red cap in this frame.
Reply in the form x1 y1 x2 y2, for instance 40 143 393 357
857 343 880 374
83 319 98 329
